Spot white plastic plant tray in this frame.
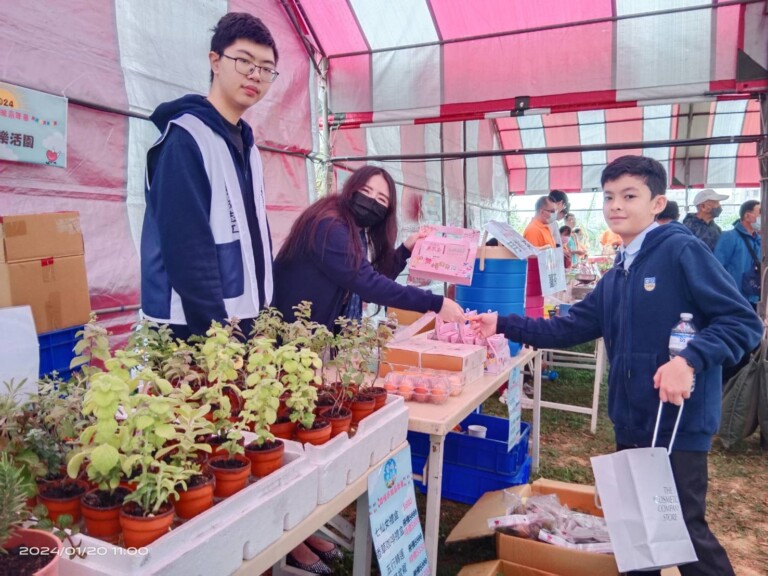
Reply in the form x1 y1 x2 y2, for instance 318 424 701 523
59 439 318 576
304 394 409 504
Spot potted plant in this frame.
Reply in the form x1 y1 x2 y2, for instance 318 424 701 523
238 338 284 477
328 317 376 426
159 403 216 520
117 378 193 547
65 365 134 542
0 452 61 576
119 461 190 548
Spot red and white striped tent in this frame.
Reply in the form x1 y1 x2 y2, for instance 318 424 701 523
2 0 766 335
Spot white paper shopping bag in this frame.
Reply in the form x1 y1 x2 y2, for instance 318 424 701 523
591 401 698 572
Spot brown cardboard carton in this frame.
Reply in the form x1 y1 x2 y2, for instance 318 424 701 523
387 307 436 333
0 255 91 333
0 212 83 263
446 484 531 543
420 341 486 373
380 337 486 384
496 479 619 576
458 559 557 576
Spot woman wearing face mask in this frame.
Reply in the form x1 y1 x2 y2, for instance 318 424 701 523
274 165 465 330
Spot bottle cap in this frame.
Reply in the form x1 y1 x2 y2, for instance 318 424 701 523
680 313 693 321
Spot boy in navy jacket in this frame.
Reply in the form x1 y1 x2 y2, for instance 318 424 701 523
473 156 761 576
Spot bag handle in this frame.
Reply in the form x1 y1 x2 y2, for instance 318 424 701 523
651 400 685 454
595 399 686 510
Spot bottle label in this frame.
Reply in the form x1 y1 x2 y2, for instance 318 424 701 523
669 332 694 351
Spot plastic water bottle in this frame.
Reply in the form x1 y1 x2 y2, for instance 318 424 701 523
669 312 697 391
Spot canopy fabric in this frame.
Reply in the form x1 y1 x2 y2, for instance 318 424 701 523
1 0 315 335
297 0 767 125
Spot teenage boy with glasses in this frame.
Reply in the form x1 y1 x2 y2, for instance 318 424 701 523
141 12 279 341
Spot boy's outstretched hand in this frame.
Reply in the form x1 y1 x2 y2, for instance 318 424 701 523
653 356 695 405
470 313 499 338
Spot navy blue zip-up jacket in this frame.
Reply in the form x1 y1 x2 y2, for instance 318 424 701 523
274 217 443 329
499 222 761 451
141 95 271 336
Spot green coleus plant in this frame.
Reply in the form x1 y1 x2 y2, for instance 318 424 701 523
276 344 321 429
122 461 192 516
240 338 283 446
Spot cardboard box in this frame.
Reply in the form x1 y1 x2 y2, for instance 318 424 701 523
388 307 436 333
380 337 486 384
496 479 619 576
421 341 486 373
0 255 91 333
0 212 83 262
458 559 557 576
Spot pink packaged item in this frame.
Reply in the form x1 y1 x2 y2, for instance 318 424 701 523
485 333 512 373
407 225 480 286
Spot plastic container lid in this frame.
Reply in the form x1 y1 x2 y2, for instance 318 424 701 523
680 312 693 321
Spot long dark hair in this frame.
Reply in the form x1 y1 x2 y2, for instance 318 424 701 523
276 166 400 276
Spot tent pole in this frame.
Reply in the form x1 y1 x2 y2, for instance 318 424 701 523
758 93 767 320
319 57 332 197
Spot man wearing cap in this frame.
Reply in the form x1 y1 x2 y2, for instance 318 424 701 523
683 189 729 251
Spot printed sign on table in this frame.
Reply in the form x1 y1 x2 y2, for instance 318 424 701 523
0 81 67 168
483 221 537 259
537 247 567 296
368 446 430 576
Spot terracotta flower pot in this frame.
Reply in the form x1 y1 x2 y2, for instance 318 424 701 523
80 487 131 543
207 454 251 498
245 440 285 478
120 501 175 548
349 394 376 425
173 473 215 520
38 480 88 524
1 528 61 576
295 419 332 445
205 435 244 460
268 417 297 440
365 386 388 411
319 406 353 438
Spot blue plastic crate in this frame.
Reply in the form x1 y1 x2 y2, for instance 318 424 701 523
411 454 531 505
38 325 82 380
408 416 530 476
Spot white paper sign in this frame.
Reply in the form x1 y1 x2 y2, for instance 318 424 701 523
484 221 537 259
537 247 567 296
0 306 39 400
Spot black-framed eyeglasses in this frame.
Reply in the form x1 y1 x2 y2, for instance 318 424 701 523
221 54 279 83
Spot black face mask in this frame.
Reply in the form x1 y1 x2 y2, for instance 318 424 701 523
350 191 388 228
710 206 723 218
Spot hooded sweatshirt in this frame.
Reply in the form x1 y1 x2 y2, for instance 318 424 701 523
141 95 272 335
498 222 761 451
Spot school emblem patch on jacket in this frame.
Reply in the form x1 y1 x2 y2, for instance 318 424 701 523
644 277 656 291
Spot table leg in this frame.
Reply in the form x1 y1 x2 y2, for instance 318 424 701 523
532 351 542 473
590 339 606 434
424 433 445 571
352 491 372 576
